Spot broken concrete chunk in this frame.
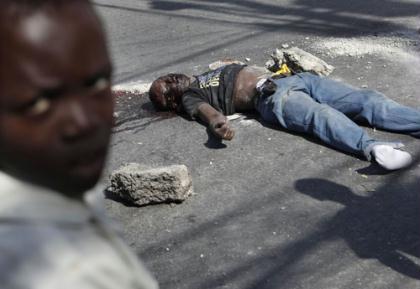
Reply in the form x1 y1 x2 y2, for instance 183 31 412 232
264 58 277 71
109 163 193 206
268 47 334 76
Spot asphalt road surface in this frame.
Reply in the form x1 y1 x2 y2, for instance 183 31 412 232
94 1 420 288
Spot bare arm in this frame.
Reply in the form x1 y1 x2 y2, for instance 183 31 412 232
196 103 235 140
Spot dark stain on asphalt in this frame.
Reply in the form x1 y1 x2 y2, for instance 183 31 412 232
112 92 176 132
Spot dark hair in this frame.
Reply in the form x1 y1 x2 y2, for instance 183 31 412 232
149 78 167 111
148 73 191 112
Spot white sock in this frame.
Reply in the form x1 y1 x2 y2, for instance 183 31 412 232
371 144 413 170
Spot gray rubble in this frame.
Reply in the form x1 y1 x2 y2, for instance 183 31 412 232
266 46 335 76
108 163 193 206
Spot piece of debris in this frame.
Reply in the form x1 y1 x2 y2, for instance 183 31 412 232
245 57 251 62
112 81 151 95
264 58 277 70
267 47 334 76
108 163 193 206
227 113 243 121
281 43 289 49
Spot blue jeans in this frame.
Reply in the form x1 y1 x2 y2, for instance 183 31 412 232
255 73 420 160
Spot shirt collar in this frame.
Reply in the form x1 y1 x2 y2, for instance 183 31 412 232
0 171 96 224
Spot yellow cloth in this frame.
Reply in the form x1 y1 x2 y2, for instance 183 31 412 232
273 63 291 76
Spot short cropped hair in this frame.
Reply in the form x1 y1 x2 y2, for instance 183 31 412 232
148 77 167 111
0 0 89 18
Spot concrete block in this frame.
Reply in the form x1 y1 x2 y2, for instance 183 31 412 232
109 163 193 206
269 47 334 76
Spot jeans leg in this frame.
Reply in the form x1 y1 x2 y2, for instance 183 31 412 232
353 91 420 137
274 89 378 158
297 73 420 137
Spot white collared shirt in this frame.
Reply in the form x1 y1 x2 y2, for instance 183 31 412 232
0 171 158 289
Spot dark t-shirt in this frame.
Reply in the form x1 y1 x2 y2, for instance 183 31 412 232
182 64 245 119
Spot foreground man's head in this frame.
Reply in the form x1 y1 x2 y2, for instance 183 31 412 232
0 0 114 196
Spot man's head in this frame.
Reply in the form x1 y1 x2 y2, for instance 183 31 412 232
149 73 191 112
0 0 114 197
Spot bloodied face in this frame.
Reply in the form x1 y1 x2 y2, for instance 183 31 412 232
149 74 191 112
0 2 114 196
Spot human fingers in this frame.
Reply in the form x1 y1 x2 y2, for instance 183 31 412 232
214 123 229 139
212 116 228 129
222 127 235 140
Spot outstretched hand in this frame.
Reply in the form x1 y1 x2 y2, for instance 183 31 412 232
209 115 235 140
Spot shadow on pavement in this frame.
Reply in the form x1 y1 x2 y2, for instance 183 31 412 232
95 0 420 82
150 0 419 35
136 152 419 288
295 177 420 280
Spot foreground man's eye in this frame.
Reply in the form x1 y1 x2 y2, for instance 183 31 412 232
92 77 109 91
27 97 51 116
85 74 111 92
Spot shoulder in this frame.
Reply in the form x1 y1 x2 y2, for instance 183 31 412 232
0 223 158 289
222 63 247 74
